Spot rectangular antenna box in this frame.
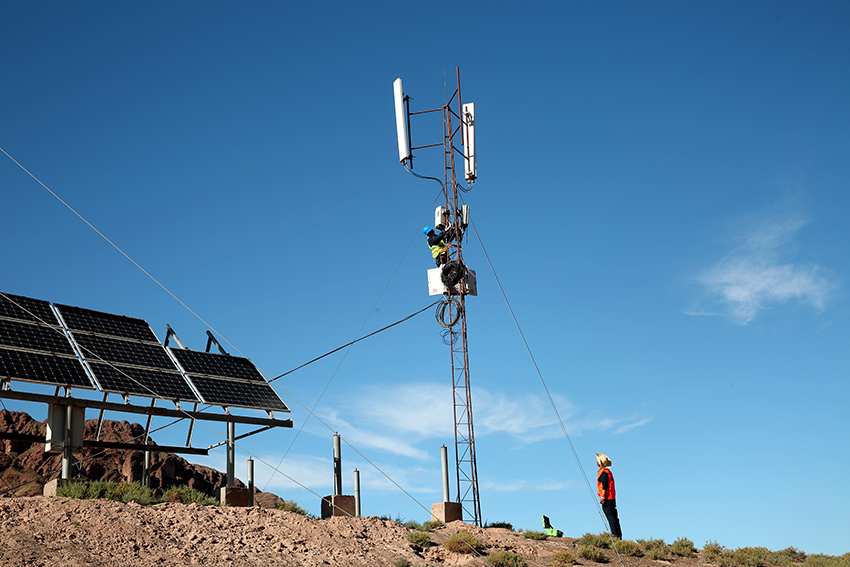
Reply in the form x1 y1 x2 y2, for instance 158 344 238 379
427 268 477 297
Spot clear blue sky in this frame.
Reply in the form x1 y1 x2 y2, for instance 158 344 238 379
2 1 848 556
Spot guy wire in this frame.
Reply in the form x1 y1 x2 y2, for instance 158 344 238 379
468 218 626 565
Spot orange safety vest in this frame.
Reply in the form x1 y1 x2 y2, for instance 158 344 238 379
597 467 616 501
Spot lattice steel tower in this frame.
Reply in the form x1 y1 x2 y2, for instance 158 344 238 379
393 69 481 525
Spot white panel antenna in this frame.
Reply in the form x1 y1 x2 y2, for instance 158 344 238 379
462 102 476 181
393 78 411 164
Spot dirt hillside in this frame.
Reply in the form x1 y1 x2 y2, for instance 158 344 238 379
0 496 716 567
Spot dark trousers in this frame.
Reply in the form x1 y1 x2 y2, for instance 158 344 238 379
602 499 622 539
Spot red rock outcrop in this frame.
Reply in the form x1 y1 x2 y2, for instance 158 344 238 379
0 410 283 506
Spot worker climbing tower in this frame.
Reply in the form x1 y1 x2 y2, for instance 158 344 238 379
393 69 482 525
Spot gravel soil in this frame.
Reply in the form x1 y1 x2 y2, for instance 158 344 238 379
0 496 710 567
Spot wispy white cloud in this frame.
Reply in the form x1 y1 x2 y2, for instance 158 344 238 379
319 406 433 460
613 416 653 434
690 211 837 324
480 477 574 492
316 383 652 459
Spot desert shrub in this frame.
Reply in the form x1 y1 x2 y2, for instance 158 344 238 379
728 547 773 567
803 554 847 567
637 537 669 559
276 500 308 515
406 531 432 547
444 530 484 554
82 480 115 499
637 537 666 550
403 520 423 530
578 545 608 563
672 536 697 557
523 530 547 540
421 520 442 531
394 559 411 567
162 486 219 506
488 550 527 567
118 482 155 505
549 550 578 566
646 545 669 560
615 539 643 557
486 521 514 531
60 480 155 505
56 480 88 499
703 540 726 563
779 547 807 563
577 532 610 548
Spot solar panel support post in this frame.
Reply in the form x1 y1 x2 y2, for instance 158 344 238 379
226 420 236 487
142 398 155 488
164 324 187 349
186 402 199 446
61 404 73 480
95 393 108 440
206 331 228 355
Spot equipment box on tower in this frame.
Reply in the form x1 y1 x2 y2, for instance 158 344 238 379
427 267 477 297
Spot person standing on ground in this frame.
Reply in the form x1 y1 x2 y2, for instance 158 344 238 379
597 452 622 539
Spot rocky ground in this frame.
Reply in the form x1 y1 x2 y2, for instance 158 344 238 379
0 496 717 567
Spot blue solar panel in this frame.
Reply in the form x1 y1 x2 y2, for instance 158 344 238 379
187 374 289 411
169 347 288 412
169 348 266 382
0 347 93 388
55 304 159 342
0 293 58 325
72 333 176 370
1 292 283 408
0 319 78 355
87 362 200 401
0 293 94 389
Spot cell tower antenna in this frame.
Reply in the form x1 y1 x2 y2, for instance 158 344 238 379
392 68 482 525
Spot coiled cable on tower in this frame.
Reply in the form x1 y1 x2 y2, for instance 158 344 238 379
435 297 462 328
440 261 466 287
440 328 458 346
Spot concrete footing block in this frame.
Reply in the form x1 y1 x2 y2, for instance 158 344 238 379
430 501 463 524
321 494 356 519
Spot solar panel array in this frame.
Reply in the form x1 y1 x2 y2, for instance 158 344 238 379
0 292 289 413
0 293 94 388
170 348 289 412
54 304 201 403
